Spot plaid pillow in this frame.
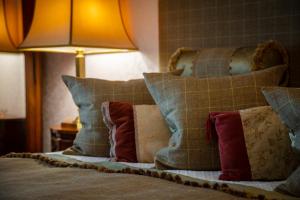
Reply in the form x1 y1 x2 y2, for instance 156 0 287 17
275 166 300 197
62 76 154 157
192 48 235 78
262 87 300 151
144 65 288 170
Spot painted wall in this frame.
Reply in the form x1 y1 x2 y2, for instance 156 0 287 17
42 0 159 152
42 53 78 152
0 53 25 118
86 52 152 80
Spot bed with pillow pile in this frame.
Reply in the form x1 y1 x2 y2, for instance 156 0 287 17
1 40 299 200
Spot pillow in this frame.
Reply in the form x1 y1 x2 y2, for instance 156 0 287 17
168 68 184 76
206 112 251 181
168 41 288 78
101 102 136 162
262 87 300 197
167 48 198 77
275 166 300 197
143 64 288 170
62 76 154 157
192 48 235 78
230 40 289 75
262 87 300 151
133 105 170 163
168 47 235 78
207 106 297 181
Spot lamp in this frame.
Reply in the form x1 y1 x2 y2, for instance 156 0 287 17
19 0 137 77
0 0 23 52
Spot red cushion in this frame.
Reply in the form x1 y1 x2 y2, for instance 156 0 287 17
102 102 137 162
207 112 252 181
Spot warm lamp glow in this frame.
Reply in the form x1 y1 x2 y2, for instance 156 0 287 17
20 47 131 54
19 0 136 54
0 0 23 52
19 0 137 77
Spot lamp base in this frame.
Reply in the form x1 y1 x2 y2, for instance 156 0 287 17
72 50 85 131
75 50 85 77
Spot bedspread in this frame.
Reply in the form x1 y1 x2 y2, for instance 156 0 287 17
0 153 298 200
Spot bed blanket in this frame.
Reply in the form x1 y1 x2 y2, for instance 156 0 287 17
0 153 298 200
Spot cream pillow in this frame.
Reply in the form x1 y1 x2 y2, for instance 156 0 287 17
133 105 170 163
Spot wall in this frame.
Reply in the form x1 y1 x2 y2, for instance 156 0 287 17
86 52 152 80
42 53 77 152
159 0 300 86
0 53 25 118
42 0 159 152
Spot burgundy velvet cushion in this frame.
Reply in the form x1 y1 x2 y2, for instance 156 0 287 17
102 102 137 162
207 112 252 181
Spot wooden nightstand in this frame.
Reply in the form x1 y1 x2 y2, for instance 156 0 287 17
50 124 78 151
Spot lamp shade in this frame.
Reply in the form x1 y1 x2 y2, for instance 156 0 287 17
19 0 137 54
0 0 23 52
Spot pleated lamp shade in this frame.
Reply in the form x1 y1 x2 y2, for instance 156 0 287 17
0 0 23 52
19 0 136 54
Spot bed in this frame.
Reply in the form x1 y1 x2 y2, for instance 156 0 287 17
0 152 297 200
49 151 284 192
1 41 299 200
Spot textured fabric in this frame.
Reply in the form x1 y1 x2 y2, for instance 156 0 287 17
62 76 154 157
167 47 235 78
169 68 185 76
48 151 285 192
0 158 246 200
2 156 293 200
101 102 137 162
207 112 252 181
229 40 288 75
275 166 300 197
207 106 297 181
230 47 257 74
143 65 288 170
167 42 288 78
240 106 297 180
133 105 170 163
158 0 300 87
192 48 235 78
168 48 199 76
262 87 300 152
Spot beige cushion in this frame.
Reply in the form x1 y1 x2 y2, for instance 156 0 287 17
239 106 297 180
133 105 170 163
